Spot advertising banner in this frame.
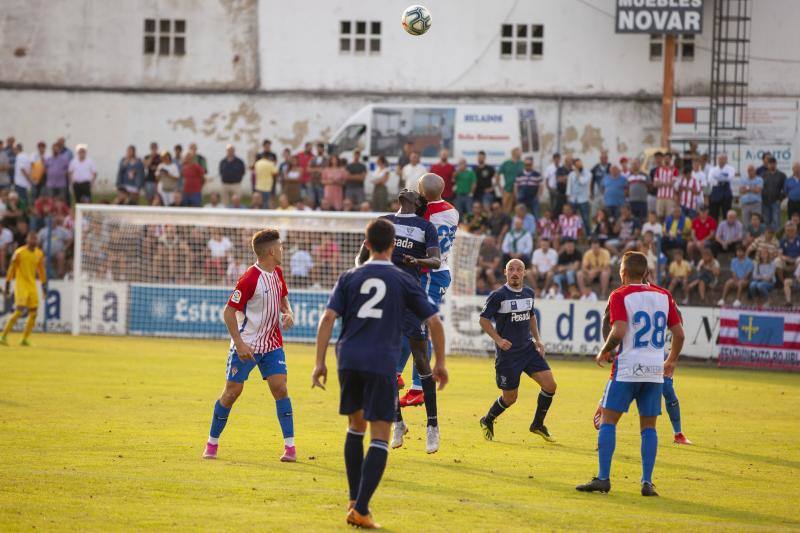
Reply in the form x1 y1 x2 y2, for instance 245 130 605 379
615 0 704 35
717 307 800 371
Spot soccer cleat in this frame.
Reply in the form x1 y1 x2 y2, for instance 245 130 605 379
280 445 297 462
673 432 693 445
346 508 380 529
20 338 31 347
641 481 659 497
593 404 602 430
576 477 611 493
530 424 556 443
479 417 494 441
399 389 424 407
202 442 218 459
396 373 405 389
426 425 440 454
391 421 408 449
0 336 7 346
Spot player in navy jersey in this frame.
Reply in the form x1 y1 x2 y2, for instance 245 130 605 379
313 218 447 529
357 189 444 453
478 258 558 442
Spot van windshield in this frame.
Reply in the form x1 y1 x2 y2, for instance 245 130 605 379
330 124 366 154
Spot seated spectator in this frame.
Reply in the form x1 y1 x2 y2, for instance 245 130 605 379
536 208 559 248
487 200 511 240
553 238 581 294
475 276 491 295
464 201 490 234
359 201 371 212
602 165 627 218
579 285 598 301
662 204 692 254
746 224 779 261
667 249 692 303
295 199 313 211
229 194 243 209
276 194 293 210
477 236 502 288
204 191 224 209
718 245 753 307
205 228 231 283
636 230 659 273
557 203 583 243
0 219 13 274
289 245 313 288
513 203 536 236
501 217 533 266
530 237 558 295
787 162 800 219
686 205 717 261
779 222 800 306
686 247 721 305
607 204 639 255
156 151 180 206
250 192 263 209
580 238 612 297
341 197 355 212
318 197 334 211
710 209 744 257
744 212 765 249
2 191 24 227
226 254 248 286
641 211 663 238
590 208 615 247
749 247 777 305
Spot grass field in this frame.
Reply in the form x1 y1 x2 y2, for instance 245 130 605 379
1 335 799 531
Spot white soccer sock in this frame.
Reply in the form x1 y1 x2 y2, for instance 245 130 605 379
410 384 423 391
284 437 295 447
208 437 219 445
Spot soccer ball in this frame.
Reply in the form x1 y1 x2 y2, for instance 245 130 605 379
401 5 432 36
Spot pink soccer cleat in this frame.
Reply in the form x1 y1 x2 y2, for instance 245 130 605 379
673 432 693 445
203 442 218 459
280 445 297 462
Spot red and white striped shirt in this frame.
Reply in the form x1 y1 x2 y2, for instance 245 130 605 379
654 166 677 200
537 218 558 241
558 213 583 240
226 264 288 354
675 176 702 211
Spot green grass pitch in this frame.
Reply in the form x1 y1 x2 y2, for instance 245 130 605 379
1 334 799 531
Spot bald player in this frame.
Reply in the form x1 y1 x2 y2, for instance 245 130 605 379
478 258 557 442
398 173 460 408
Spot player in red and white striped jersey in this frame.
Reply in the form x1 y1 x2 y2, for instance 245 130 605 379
203 229 298 462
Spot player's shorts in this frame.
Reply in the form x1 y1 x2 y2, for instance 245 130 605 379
402 308 428 340
420 270 451 307
601 379 663 417
14 286 38 309
495 348 550 390
338 369 398 422
226 346 287 383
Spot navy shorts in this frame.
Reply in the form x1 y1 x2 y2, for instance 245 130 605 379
402 308 428 340
338 369 398 423
601 379 663 417
226 347 287 383
495 349 550 390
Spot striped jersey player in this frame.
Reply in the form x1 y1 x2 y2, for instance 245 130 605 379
203 229 298 462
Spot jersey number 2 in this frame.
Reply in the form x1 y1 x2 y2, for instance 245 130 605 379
357 278 386 319
632 311 667 349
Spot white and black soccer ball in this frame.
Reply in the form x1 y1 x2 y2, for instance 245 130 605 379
401 5 432 36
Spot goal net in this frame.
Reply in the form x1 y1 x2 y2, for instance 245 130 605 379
72 205 487 354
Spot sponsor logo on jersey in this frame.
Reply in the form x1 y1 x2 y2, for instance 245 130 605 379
511 311 530 322
231 289 242 303
395 237 415 249
631 363 662 377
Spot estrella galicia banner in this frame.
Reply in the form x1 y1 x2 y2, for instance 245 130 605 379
615 0 703 35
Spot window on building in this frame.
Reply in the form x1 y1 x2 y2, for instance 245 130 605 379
500 24 544 59
144 18 186 56
649 34 695 61
340 20 381 54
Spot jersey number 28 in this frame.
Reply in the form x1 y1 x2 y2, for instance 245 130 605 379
632 311 667 349
357 278 386 319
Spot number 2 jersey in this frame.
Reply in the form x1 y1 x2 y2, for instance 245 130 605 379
380 213 438 277
226 264 288 354
607 283 680 383
327 260 437 377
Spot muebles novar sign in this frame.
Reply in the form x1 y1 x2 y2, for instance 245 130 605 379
615 0 704 34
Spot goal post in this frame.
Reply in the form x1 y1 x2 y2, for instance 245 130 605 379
71 204 487 354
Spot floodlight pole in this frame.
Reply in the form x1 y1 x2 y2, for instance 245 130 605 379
661 34 676 149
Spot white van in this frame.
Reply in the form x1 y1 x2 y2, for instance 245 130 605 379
328 104 539 165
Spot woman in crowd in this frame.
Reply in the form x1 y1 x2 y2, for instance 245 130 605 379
155 151 180 206
369 156 390 212
749 247 777 306
321 155 346 211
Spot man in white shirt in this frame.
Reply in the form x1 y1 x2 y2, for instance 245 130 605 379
501 217 533 264
530 237 558 295
706 153 736 222
68 144 97 203
13 144 31 206
402 151 427 190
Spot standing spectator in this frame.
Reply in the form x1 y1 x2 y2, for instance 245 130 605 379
397 141 413 169
294 143 314 204
515 156 542 218
256 139 276 162
675 166 702 218
779 223 800 306
647 151 665 215
307 142 327 208
590 151 610 216
4 137 16 178
45 142 70 203
205 228 232 283
281 153 302 204
553 238 581 295
513 203 536 236
253 151 279 208
667 249 692 303
580 238 612 297
786 162 800 219
749 247 777 305
0 140 10 191
289 244 314 288
760 156 787 231
707 153 736 221
321 155 345 211
174 144 184 171
13 144 33 209
344 150 367 206
653 155 677 218
142 142 161 205
687 205 716 261
718 245 753 307
498 147 523 212
453 158 476 216
530 237 558 295
553 160 571 220
686 247 721 304
368 156 390 212
739 165 764 224
473 150 495 208
181 153 205 207
430 149 455 201
68 144 96 203
755 152 771 177
116 145 143 205
402 151 426 190
501 217 533 265
156 151 180 206
557 203 583 242
218 144 245 206
188 142 208 173
626 158 649 222
602 165 627 218
662 204 692 254
566 158 590 232
710 210 744 257
619 156 630 179
32 142 50 203
0 219 13 274
545 153 562 210
487 200 511 240
691 158 708 208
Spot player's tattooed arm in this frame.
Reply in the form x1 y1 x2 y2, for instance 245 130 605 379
356 241 370 266
596 320 627 367
403 247 441 269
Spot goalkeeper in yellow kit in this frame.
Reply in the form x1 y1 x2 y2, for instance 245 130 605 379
2 232 47 346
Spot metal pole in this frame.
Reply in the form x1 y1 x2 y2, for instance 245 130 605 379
71 205 83 335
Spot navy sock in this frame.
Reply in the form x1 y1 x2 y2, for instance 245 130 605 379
209 400 231 441
532 390 554 428
354 439 389 516
597 423 616 480
395 398 403 423
663 378 681 433
641 427 658 483
486 396 509 422
420 374 438 427
344 429 365 502
275 397 294 445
